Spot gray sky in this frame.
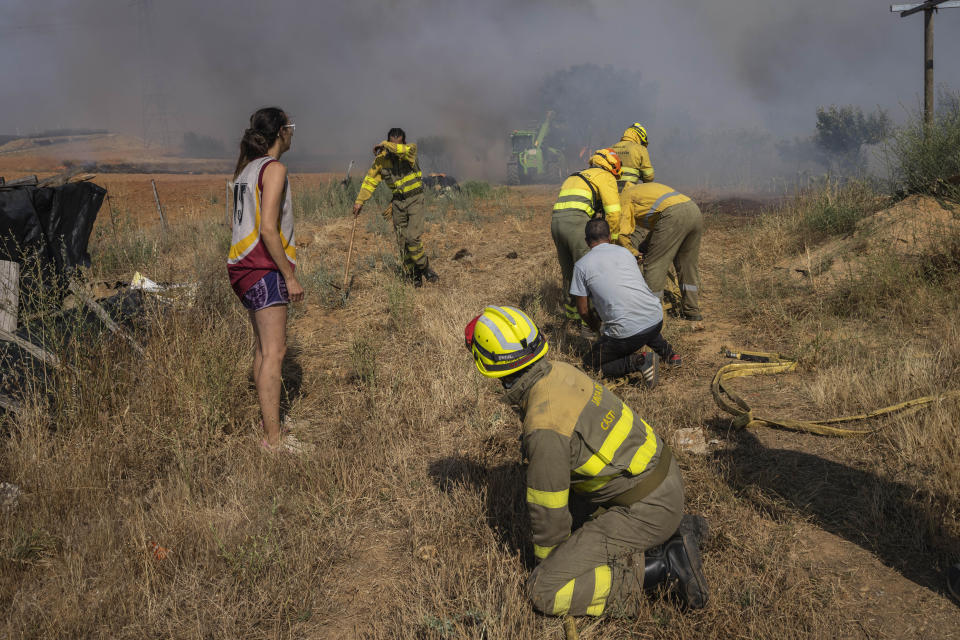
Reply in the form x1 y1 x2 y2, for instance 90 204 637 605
2 0 959 173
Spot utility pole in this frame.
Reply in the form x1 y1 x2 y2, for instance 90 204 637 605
891 1 960 127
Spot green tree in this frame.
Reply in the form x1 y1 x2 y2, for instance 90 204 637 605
886 90 960 199
814 105 890 172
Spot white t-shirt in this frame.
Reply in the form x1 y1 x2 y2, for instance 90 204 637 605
570 242 663 338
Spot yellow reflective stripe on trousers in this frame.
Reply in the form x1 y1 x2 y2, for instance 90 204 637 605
585 566 612 616
552 578 576 615
626 418 658 475
534 543 556 560
527 487 569 509
574 405 634 477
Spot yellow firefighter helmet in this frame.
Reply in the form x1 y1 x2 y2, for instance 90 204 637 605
588 148 622 178
464 306 549 378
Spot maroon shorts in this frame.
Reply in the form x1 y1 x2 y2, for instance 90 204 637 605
240 271 289 311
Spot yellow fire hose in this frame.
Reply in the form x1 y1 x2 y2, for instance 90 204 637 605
712 348 960 436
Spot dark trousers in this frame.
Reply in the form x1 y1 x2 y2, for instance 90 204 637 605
584 321 673 378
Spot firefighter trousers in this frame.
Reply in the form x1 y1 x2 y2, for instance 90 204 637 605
584 321 674 378
550 210 591 321
642 200 703 319
526 458 684 617
392 194 429 276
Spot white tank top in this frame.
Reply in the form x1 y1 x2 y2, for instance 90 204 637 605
227 156 296 269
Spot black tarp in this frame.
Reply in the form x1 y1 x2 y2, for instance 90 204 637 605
0 181 105 310
0 180 111 416
0 181 105 271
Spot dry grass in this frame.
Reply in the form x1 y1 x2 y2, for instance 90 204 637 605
2 179 959 638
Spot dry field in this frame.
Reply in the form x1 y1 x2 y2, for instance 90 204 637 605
2 170 959 639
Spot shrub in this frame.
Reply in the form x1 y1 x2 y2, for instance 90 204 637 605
886 90 960 200
797 179 880 239
460 181 492 199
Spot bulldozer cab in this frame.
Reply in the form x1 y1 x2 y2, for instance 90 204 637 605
511 131 535 153
507 111 565 185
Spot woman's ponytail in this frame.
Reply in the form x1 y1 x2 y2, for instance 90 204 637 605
234 107 287 178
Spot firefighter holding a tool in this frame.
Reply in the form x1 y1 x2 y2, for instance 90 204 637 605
353 127 439 287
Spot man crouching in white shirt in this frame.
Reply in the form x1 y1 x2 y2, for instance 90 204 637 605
570 217 680 389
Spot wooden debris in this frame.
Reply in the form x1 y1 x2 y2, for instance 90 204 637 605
0 260 18 333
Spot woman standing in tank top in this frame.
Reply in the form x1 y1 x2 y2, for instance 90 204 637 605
228 107 305 452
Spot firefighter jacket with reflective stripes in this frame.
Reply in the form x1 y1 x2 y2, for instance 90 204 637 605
354 141 424 205
552 168 622 240
504 359 665 562
611 128 654 188
617 182 691 253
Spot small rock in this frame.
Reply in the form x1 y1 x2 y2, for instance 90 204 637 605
0 482 22 513
452 248 472 261
674 428 709 455
506 251 518 259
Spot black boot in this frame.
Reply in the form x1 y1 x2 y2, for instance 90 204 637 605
643 531 709 609
411 268 423 288
423 265 439 284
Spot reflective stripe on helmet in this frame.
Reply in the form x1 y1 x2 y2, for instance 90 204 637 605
476 315 522 352
500 306 539 344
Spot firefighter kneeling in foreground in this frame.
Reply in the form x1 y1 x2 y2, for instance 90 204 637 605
463 306 709 617
353 127 439 287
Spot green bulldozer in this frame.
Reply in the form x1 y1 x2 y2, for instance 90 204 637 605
506 110 566 185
